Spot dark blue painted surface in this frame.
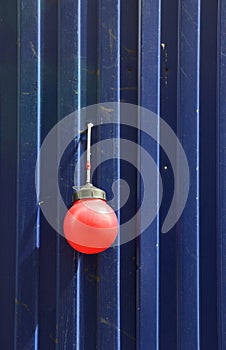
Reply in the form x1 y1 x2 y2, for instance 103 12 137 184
14 0 41 348
38 1 59 348
119 2 138 349
200 1 218 348
177 1 201 349
218 0 226 349
57 1 79 349
97 2 122 349
0 0 225 349
137 0 160 349
0 1 17 348
160 0 178 348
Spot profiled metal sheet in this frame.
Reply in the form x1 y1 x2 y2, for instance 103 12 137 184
0 0 225 349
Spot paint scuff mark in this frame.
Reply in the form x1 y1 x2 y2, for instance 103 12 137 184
15 298 30 312
82 68 100 76
49 334 59 345
111 87 137 91
100 317 135 342
30 41 37 58
88 274 100 283
100 106 114 113
180 67 190 80
123 46 136 54
109 29 116 52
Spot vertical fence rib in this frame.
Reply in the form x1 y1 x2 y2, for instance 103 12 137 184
217 0 226 348
177 0 201 349
137 0 161 349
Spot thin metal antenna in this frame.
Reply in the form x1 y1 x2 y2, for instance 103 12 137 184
86 123 93 183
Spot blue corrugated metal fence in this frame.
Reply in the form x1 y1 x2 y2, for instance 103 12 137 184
0 0 225 349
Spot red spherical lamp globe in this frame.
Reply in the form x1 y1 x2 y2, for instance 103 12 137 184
64 186 118 254
63 123 119 254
